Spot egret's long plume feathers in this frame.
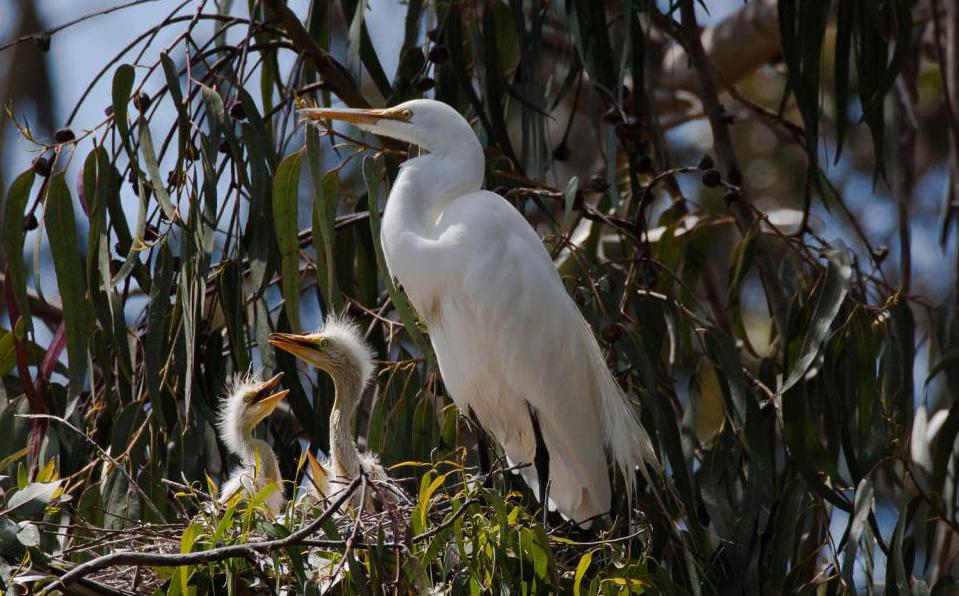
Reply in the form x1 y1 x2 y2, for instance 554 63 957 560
589 332 662 495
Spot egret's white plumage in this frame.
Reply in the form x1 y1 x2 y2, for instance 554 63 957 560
217 372 289 514
269 316 394 509
301 100 660 524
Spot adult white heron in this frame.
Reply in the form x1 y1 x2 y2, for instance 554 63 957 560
269 316 394 509
217 372 289 514
300 99 660 525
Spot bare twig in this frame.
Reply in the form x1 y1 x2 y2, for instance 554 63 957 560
0 0 166 53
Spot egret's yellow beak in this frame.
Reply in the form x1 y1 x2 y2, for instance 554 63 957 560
268 332 317 363
250 372 288 416
299 106 412 126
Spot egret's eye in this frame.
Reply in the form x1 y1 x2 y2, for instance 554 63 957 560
319 338 331 349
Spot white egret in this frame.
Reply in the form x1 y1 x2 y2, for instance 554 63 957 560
217 372 289 514
269 316 394 509
300 99 661 525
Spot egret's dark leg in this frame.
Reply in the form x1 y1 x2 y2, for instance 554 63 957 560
468 407 492 486
527 402 550 526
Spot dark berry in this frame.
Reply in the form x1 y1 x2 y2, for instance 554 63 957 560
602 323 623 344
32 156 51 177
54 128 75 143
133 92 151 112
23 214 39 232
428 45 449 63
218 140 231 155
636 155 653 174
586 174 609 193
701 169 722 188
415 77 435 92
109 259 122 276
229 102 247 121
722 189 739 204
697 154 714 170
552 143 570 162
872 246 889 263
427 27 442 42
104 105 114 117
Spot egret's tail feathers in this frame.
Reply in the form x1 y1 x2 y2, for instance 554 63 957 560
586 323 662 500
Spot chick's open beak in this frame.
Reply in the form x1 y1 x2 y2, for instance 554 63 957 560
268 332 317 363
299 106 411 126
250 372 287 415
253 389 289 415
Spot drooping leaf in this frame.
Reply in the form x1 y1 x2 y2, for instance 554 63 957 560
44 173 94 398
779 249 851 395
273 149 303 331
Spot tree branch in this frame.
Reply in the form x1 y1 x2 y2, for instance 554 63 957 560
261 0 371 109
660 0 781 93
676 2 790 337
55 476 363 589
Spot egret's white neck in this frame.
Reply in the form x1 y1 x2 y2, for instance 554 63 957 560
382 139 484 240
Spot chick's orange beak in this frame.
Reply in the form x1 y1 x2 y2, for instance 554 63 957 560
253 388 289 414
250 372 287 416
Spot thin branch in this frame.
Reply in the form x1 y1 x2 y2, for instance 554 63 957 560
261 0 370 109
0 0 166 53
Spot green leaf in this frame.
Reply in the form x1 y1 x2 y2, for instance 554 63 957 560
160 52 189 163
887 497 919 595
2 169 35 323
562 176 578 230
15 521 39 547
841 477 874 588
144 242 174 430
0 319 27 376
779 249 851 395
702 327 750 432
218 259 249 372
6 480 61 519
111 64 135 156
306 131 342 312
138 117 177 220
273 150 303 331
44 173 94 398
573 550 593 596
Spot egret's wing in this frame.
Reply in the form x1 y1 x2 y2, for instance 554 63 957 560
398 191 656 523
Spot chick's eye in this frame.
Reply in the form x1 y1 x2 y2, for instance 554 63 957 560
319 338 331 349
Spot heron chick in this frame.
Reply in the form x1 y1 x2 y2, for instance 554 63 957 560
269 316 394 508
217 372 289 514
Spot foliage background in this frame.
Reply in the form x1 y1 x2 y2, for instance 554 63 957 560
1 0 958 593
